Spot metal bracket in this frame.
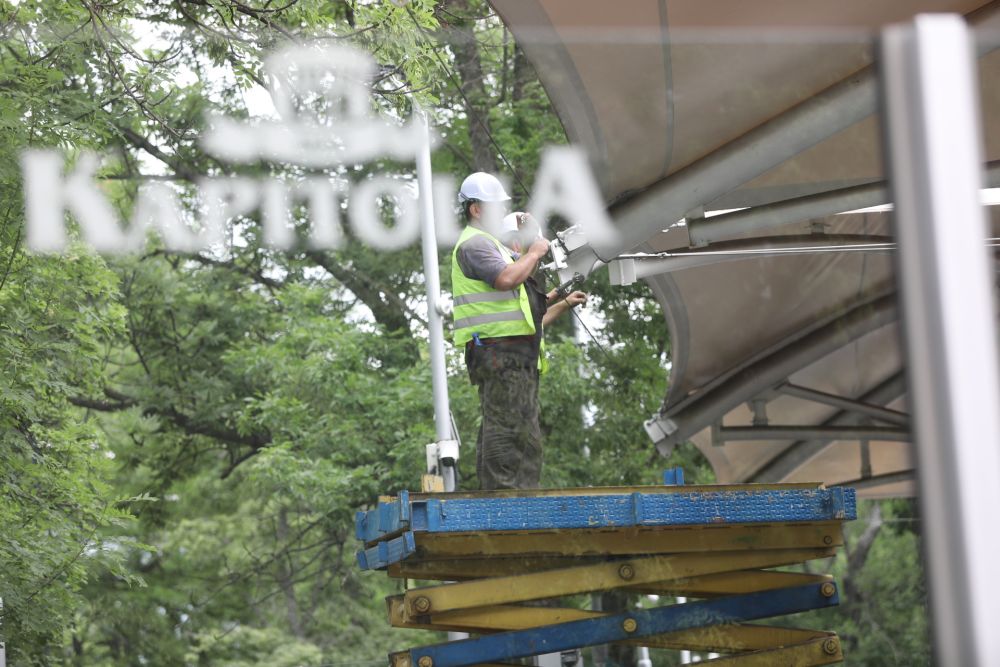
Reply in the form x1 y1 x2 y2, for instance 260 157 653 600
608 258 638 286
433 294 453 317
644 413 678 451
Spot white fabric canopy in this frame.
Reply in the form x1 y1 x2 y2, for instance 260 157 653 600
492 0 1000 497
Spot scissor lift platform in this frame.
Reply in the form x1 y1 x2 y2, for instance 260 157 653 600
356 471 856 666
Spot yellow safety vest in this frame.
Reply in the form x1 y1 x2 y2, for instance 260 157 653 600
451 225 548 373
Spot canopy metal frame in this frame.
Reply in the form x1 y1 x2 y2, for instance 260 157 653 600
585 4 1000 507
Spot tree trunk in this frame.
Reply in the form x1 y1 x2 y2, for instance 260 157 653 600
439 0 498 173
512 45 534 104
844 502 884 605
275 508 306 639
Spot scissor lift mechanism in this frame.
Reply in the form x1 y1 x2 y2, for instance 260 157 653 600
356 470 856 666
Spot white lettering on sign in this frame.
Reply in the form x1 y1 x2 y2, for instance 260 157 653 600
528 146 617 246
21 44 616 255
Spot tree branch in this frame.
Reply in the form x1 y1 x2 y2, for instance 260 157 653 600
115 125 201 183
70 387 271 461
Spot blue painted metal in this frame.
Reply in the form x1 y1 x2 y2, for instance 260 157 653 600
403 488 856 535
356 491 413 543
828 485 854 520
397 582 839 667
631 492 644 524
663 467 685 486
357 531 416 570
355 510 367 542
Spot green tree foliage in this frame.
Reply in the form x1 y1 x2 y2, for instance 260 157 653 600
0 1 930 665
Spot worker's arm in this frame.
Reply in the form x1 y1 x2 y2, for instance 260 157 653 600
493 237 550 291
542 291 588 326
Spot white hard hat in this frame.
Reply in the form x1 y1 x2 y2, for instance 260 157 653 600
458 172 511 204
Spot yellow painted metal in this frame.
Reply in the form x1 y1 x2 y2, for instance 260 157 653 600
390 559 833 599
704 634 843 665
420 475 445 492
387 596 602 631
410 523 844 559
631 570 834 597
402 548 834 615
388 556 605 581
388 652 410 667
375 484 849 666
647 625 833 652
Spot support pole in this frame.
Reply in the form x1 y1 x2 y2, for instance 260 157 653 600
417 110 467 646
417 110 457 493
0 597 5 667
883 14 1000 666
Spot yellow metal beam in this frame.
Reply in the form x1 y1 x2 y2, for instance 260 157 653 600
411 523 844 560
705 634 843 665
631 570 833 597
401 548 834 616
388 556 606 581
648 625 833 652
387 596 602 632
391 559 833 599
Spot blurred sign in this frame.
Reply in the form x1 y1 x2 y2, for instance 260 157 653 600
21 44 615 255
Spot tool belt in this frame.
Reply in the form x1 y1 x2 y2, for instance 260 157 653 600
465 334 535 349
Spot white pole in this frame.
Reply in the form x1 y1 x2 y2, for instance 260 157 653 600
677 596 691 664
1 596 6 667
416 110 467 645
416 110 457 492
883 14 1000 666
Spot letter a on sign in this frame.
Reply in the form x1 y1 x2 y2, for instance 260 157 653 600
527 146 617 246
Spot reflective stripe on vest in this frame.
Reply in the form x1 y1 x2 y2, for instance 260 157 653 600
453 290 520 306
453 310 526 330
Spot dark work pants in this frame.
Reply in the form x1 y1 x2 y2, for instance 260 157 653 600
467 344 542 490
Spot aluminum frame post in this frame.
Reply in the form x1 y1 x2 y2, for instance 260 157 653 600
417 111 467 645
417 111 457 493
882 14 1000 666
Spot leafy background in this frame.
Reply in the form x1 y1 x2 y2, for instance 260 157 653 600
0 1 928 665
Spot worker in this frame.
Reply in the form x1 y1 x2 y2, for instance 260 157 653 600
450 172 587 490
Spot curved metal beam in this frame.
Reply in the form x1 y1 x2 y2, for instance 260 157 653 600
598 67 877 264
611 235 893 284
651 292 898 454
687 160 1000 246
575 4 1000 274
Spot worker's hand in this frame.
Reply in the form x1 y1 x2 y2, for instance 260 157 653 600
527 236 550 259
565 291 588 307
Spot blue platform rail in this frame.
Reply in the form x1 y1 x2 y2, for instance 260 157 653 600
355 484 856 569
